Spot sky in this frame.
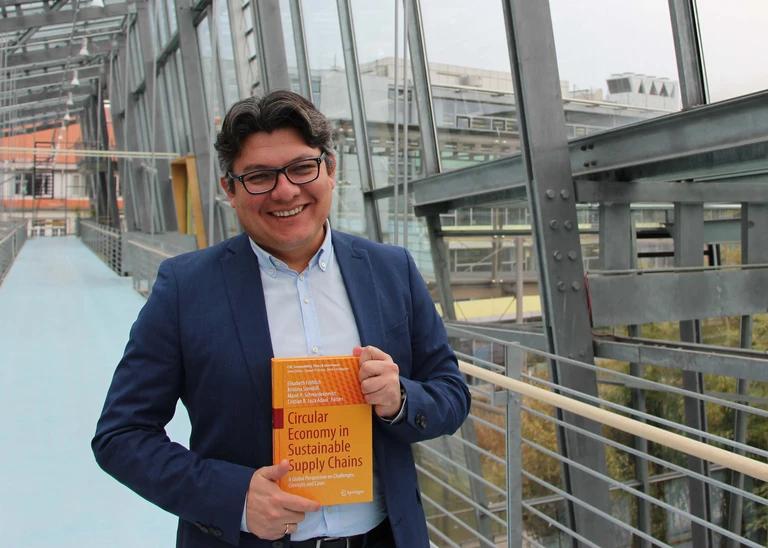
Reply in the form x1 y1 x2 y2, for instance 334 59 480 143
298 0 768 104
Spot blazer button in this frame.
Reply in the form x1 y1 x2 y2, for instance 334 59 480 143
195 522 209 534
212 527 223 537
416 412 427 429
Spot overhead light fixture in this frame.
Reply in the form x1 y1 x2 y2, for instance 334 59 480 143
79 37 90 56
91 0 104 7
66 92 74 106
71 70 80 86
64 110 72 121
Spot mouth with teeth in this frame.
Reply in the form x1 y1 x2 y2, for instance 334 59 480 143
271 205 304 218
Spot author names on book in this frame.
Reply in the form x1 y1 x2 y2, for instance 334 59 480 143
286 378 344 405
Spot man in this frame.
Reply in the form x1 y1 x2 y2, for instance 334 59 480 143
93 90 471 548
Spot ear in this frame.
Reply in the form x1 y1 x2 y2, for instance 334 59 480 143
326 154 336 191
220 176 236 206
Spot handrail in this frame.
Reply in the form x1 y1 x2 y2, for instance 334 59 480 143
459 360 768 482
124 238 174 259
0 221 25 247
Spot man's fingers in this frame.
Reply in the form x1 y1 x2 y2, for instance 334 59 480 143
353 345 391 363
257 459 291 482
282 492 322 514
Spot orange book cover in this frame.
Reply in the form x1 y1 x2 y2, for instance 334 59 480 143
272 355 373 505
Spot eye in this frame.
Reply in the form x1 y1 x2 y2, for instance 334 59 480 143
288 161 317 175
244 171 274 184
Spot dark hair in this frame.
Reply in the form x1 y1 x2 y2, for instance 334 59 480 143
214 90 337 193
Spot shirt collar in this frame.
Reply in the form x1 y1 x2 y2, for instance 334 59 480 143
248 220 333 278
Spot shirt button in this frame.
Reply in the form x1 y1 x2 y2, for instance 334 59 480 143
303 297 309 304
312 346 318 353
299 274 304 281
320 262 326 268
327 507 333 514
269 268 275 275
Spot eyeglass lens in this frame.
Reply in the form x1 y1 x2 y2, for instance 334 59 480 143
242 158 320 193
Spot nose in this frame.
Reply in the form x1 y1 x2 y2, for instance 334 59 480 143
269 171 300 201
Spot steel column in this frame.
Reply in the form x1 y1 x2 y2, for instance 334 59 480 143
673 203 711 548
335 0 380 242
135 0 176 232
668 0 707 108
175 0 221 244
598 203 651 546
505 345 523 548
727 203 768 546
288 0 312 101
501 0 613 544
251 0 291 91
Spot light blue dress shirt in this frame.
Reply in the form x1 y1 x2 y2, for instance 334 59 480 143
241 223 391 540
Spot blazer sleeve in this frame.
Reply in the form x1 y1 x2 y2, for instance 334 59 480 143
91 260 254 547
378 248 471 444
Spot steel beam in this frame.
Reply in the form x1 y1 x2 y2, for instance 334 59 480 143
5 40 112 69
594 336 768 383
2 96 88 116
668 0 707 107
403 91 768 215
175 0 219 243
501 0 612 543
576 179 768 204
336 0 380 242
11 66 102 90
251 0 290 91
8 84 95 105
0 5 127 33
588 266 768 327
225 0 255 99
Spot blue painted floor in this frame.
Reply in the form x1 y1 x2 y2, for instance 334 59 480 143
0 236 190 547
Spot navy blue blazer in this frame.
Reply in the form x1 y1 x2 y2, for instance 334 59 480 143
93 231 471 547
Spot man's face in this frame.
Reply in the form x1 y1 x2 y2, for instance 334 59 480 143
221 127 335 270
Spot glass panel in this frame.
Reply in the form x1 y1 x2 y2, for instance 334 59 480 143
215 0 240 110
278 0 302 94
158 70 178 152
303 0 365 238
696 0 768 101
421 0 519 176
153 0 169 48
349 1 429 264
550 0 681 128
131 25 144 87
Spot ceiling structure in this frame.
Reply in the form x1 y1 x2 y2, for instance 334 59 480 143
0 0 127 136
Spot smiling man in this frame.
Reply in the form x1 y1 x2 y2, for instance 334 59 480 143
92 90 471 548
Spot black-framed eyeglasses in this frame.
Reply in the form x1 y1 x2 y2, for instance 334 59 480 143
228 153 327 195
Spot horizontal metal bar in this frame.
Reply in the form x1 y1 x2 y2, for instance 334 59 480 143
445 322 548 351
576 179 768 203
525 438 761 548
5 40 113 68
403 90 768 215
588 266 768 326
594 335 768 383
420 492 495 548
522 502 602 548
523 405 768 508
417 442 506 497
0 5 127 33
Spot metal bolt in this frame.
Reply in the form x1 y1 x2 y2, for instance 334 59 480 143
564 220 574 230
580 145 587 151
560 189 570 199
590 160 597 166
588 144 594 150
553 251 563 261
583 162 589 168
571 281 581 291
549 220 559 230
557 282 566 291
568 250 578 260
545 189 555 199
579 350 586 357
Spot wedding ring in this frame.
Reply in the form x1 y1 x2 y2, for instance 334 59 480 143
284 523 291 535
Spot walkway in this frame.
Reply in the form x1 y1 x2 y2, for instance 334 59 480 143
0 236 190 547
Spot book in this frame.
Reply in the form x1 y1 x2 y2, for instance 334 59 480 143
272 355 373 505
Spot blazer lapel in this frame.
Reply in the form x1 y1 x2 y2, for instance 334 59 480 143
220 233 273 408
332 232 385 350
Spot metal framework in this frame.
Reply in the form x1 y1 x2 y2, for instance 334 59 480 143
3 0 768 546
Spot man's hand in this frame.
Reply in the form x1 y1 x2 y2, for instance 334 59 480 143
354 345 402 419
245 460 321 539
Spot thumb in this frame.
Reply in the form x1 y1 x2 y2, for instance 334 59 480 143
258 459 291 482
